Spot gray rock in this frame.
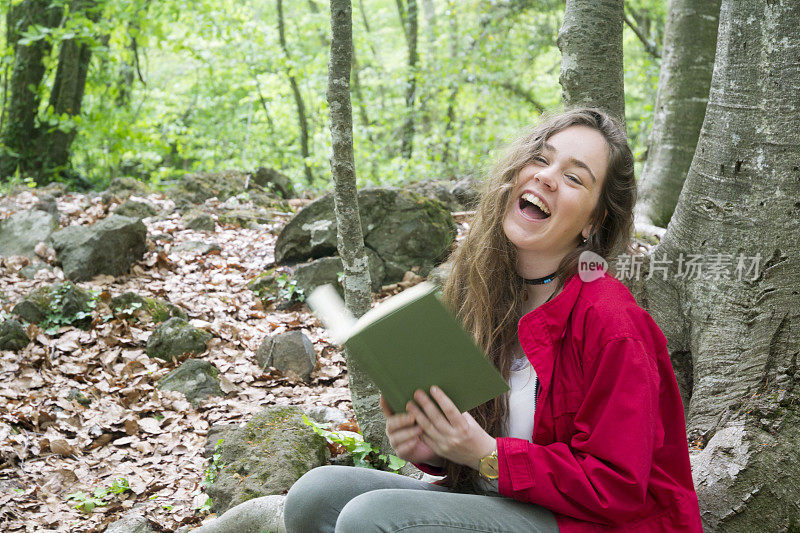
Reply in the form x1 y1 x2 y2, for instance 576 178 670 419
39 182 69 198
274 187 456 283
451 176 480 210
104 512 159 533
18 262 52 280
145 317 211 360
407 180 463 212
183 211 216 231
173 240 222 255
293 249 385 297
111 291 187 323
305 406 348 426
101 177 151 203
34 195 59 217
12 282 94 328
205 406 328 514
0 319 30 351
157 358 223 405
51 215 147 281
204 423 238 458
253 167 294 199
168 170 282 209
0 210 59 258
217 207 273 228
114 199 156 220
255 331 316 381
188 495 286 533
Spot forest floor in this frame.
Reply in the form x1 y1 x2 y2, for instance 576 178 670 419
0 189 458 532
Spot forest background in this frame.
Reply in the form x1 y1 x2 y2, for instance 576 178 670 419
0 0 664 191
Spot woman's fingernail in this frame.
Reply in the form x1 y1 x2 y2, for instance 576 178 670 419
431 386 439 394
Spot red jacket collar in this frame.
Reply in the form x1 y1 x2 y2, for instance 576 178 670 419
518 271 583 348
517 271 584 397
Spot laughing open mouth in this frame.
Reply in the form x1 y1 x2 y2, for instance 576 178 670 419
519 193 551 220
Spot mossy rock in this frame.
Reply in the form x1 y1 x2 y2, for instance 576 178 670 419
156 358 223 405
0 319 30 351
182 210 216 231
111 291 188 323
12 282 94 330
274 187 456 283
167 170 285 209
247 268 278 305
145 317 211 360
114 199 156 220
205 406 329 514
101 177 151 203
217 207 274 228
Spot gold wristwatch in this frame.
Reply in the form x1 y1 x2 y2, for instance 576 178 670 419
479 449 499 481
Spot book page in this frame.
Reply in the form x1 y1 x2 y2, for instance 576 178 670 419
306 285 356 345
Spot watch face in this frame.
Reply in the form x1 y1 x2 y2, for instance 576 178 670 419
480 457 499 480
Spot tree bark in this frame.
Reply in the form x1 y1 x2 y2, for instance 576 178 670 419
635 0 720 228
396 0 418 159
556 0 625 127
0 0 60 179
38 0 101 175
277 0 313 185
327 0 386 453
626 0 800 529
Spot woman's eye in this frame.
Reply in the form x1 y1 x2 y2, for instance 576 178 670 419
534 156 547 164
567 175 581 184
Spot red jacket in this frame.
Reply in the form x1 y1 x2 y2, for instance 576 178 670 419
418 271 703 532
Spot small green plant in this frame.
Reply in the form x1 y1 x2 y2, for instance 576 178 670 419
41 285 100 334
193 438 225 513
276 272 305 303
66 477 131 514
302 415 406 472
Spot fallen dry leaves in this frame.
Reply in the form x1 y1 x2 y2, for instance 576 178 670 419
0 190 372 532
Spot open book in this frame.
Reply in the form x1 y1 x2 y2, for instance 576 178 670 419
307 282 509 414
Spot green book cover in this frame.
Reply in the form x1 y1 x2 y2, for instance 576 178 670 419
308 282 510 415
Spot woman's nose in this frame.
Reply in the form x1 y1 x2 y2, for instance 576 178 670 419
534 168 557 189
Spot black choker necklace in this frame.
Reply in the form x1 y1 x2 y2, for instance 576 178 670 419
520 271 558 285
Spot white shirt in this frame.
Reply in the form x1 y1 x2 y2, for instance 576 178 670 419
476 357 538 493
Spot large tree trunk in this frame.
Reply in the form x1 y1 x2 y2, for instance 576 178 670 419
636 0 721 228
556 0 625 126
277 0 313 185
627 0 800 529
38 0 101 176
327 0 386 453
0 0 60 179
396 0 418 159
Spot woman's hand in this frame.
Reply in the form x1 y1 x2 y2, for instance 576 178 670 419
380 395 443 466
407 386 496 470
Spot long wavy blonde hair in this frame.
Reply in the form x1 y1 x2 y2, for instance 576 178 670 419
439 107 637 490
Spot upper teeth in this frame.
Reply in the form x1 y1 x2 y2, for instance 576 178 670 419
522 193 550 215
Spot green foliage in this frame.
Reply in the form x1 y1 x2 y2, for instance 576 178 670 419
66 476 132 514
41 285 99 335
275 272 305 303
302 414 406 473
0 0 666 189
192 438 226 514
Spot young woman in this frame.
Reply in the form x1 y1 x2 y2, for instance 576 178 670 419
284 108 703 532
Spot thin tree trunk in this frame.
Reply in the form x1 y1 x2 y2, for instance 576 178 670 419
626 0 800 529
38 0 101 177
328 0 386 453
277 0 313 185
557 0 625 127
396 0 418 159
0 0 60 179
635 0 721 228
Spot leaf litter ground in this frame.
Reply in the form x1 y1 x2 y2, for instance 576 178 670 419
0 189 444 532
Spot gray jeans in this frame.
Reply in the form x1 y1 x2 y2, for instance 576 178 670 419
283 465 559 532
